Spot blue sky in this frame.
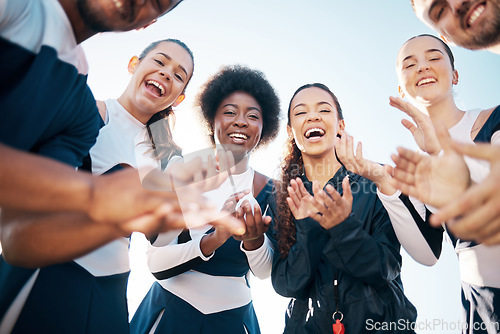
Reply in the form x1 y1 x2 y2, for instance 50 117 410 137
83 1 500 332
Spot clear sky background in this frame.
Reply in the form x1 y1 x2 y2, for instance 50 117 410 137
83 1 500 333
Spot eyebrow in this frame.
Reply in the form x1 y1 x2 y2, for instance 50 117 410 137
292 101 333 111
402 48 445 63
222 104 262 113
156 52 189 77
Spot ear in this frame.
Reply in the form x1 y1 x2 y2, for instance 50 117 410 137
172 94 185 107
128 56 139 74
452 70 459 85
337 119 345 132
440 35 456 47
398 86 405 98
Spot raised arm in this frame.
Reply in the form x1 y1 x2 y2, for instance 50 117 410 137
335 131 442 266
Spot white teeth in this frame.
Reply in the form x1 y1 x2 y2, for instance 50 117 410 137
417 78 437 86
146 80 165 96
229 133 248 140
468 5 485 26
305 128 325 138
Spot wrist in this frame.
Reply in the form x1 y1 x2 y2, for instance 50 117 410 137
242 235 264 251
200 233 225 257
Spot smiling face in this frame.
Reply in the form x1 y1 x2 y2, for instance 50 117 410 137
125 41 193 123
76 0 182 33
397 35 458 107
213 91 263 158
413 0 500 50
288 87 344 159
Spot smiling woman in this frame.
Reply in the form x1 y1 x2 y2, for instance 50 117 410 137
270 83 417 333
129 65 281 334
384 33 500 333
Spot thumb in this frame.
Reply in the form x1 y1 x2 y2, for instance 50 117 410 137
435 122 453 152
342 175 353 203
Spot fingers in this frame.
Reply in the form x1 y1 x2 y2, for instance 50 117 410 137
335 131 359 173
312 181 325 207
395 147 422 166
120 203 181 237
389 96 416 118
345 134 356 168
341 175 353 204
389 96 426 123
216 148 236 174
286 197 299 218
335 131 347 164
452 142 500 162
448 201 500 243
295 178 310 199
401 119 418 135
287 184 302 210
211 214 246 236
481 222 500 245
390 151 416 186
354 142 364 166
430 181 492 226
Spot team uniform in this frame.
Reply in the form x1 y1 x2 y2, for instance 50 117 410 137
379 106 500 334
270 166 417 333
0 0 105 332
0 97 158 333
130 168 276 334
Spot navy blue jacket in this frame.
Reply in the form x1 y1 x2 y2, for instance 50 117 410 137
270 166 417 333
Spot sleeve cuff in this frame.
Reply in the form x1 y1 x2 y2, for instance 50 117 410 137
376 188 401 200
194 234 215 261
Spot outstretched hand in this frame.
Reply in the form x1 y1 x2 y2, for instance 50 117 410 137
431 142 500 245
390 96 441 155
286 177 353 229
390 123 470 208
335 130 395 195
309 177 352 229
287 178 314 220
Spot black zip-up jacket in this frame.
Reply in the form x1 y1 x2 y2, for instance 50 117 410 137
270 166 417 333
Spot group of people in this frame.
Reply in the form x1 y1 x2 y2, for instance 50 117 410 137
0 0 499 333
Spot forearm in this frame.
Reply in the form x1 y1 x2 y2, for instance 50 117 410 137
148 234 212 278
377 190 443 265
242 234 274 279
0 144 92 213
0 209 123 268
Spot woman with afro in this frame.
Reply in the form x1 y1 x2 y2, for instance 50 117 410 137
130 65 281 334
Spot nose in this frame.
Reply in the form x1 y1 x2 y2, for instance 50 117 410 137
449 0 469 15
159 68 172 81
233 113 248 128
306 111 321 122
417 62 430 73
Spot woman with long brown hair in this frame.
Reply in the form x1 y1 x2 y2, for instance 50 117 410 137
271 83 416 333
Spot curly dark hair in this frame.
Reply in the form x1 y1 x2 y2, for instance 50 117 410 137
195 65 281 148
276 83 343 258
